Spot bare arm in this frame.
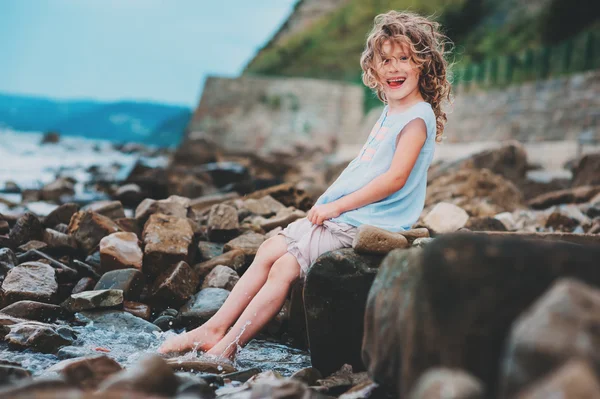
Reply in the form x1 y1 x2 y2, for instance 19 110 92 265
307 118 427 225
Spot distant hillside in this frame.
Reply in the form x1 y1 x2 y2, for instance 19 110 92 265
244 0 599 80
0 93 190 147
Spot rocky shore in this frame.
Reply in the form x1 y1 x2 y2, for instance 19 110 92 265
0 133 599 398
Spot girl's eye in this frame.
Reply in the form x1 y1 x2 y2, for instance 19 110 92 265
383 59 390 64
400 56 409 61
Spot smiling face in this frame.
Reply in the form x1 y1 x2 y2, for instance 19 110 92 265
374 39 423 109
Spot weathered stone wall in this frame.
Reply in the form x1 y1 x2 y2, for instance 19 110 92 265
187 75 364 152
444 70 600 142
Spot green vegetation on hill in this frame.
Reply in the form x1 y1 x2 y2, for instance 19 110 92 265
244 0 599 83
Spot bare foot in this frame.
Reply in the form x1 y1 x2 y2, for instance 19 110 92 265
158 325 225 355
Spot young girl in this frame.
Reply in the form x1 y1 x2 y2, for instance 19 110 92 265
158 10 452 359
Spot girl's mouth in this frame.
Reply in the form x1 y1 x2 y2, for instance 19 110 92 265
387 78 406 89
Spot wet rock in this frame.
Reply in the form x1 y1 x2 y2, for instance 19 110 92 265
123 301 150 320
9 212 44 247
85 251 101 269
68 210 121 254
94 269 145 301
425 169 525 217
0 301 69 322
221 367 261 383
45 355 122 390
77 310 161 333
56 346 96 359
465 216 508 232
40 177 75 202
0 220 9 235
291 367 323 386
167 357 236 374
422 202 469 234
17 240 47 252
72 277 96 294
0 364 31 385
82 200 126 220
142 213 194 279
135 195 190 224
43 203 79 228
207 204 240 242
61 289 123 312
5 322 76 353
177 288 230 329
571 153 600 187
352 225 409 254
0 248 17 273
193 249 245 278
99 232 143 273
362 234 600 397
150 261 199 309
545 211 579 232
500 279 600 397
1 262 58 305
241 195 285 216
201 265 239 291
515 360 600 399
409 368 484 399
197 241 224 262
114 183 144 208
223 231 265 260
114 217 141 237
304 248 383 376
153 314 176 331
42 228 78 253
97 354 178 396
528 185 600 209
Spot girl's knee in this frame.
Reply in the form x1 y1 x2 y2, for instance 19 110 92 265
267 254 301 284
256 235 287 259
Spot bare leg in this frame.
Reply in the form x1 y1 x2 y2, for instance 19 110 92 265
158 235 289 354
207 253 301 359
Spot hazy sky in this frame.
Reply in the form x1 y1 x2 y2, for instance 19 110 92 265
0 0 297 107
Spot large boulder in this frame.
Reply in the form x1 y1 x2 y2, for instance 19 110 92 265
303 248 384 376
362 233 600 397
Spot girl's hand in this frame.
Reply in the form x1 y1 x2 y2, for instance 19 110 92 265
307 203 341 226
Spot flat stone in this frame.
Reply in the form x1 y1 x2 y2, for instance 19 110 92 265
99 232 143 273
9 212 44 247
5 322 77 354
409 368 484 399
123 301 150 320
94 269 145 301
177 288 230 329
1 262 58 305
61 289 123 312
207 204 240 242
135 195 190 223
150 261 199 309
45 355 122 390
42 228 78 252
142 214 194 279
78 310 161 334
0 300 69 322
423 202 469 234
82 200 126 220
68 211 121 254
528 185 600 210
17 240 47 252
43 203 79 228
201 265 239 291
193 249 245 278
352 225 409 254
97 354 178 397
223 232 265 257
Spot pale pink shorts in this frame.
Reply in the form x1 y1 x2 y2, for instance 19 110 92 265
277 217 358 278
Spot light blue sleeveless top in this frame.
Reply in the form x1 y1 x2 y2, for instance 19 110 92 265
315 101 437 232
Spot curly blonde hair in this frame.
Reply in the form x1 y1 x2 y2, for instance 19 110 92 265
360 10 453 142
